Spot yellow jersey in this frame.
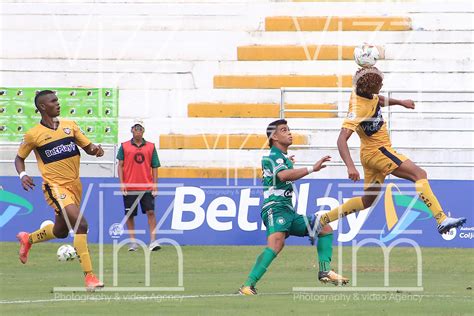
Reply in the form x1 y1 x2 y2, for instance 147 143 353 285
17 119 91 186
342 91 391 154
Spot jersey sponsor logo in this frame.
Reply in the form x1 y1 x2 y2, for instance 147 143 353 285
63 128 71 135
36 137 80 164
283 189 293 197
360 105 384 136
45 141 76 158
134 152 145 164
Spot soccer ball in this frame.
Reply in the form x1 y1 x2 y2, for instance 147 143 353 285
57 244 77 262
354 44 380 67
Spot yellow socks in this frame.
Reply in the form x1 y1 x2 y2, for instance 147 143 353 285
28 224 56 244
415 179 447 224
320 197 365 225
317 180 447 227
73 234 93 275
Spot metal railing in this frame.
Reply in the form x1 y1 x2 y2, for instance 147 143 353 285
280 88 474 169
1 88 472 177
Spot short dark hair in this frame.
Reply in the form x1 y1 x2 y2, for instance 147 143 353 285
34 90 55 109
266 119 287 147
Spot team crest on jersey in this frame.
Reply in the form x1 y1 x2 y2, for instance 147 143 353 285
134 153 145 164
276 158 284 164
59 194 66 199
347 112 356 120
63 128 71 135
277 217 286 225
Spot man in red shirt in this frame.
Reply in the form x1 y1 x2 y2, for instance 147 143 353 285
117 119 161 251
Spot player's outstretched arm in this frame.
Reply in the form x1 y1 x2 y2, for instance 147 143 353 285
82 143 104 157
378 95 415 109
14 155 35 191
277 156 331 182
337 128 360 182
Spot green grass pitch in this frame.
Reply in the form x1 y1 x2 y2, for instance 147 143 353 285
0 242 473 315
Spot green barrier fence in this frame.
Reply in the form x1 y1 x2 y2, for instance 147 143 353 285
0 88 118 144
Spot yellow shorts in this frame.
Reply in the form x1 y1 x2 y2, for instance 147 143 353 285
43 179 82 215
361 146 408 189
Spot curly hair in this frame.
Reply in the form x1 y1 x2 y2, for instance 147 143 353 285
353 67 384 97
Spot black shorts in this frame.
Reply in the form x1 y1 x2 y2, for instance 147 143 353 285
123 191 155 217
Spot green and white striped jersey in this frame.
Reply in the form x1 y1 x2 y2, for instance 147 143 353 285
261 146 294 212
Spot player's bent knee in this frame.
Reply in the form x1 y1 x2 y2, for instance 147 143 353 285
319 224 333 236
53 229 69 239
271 242 284 254
417 168 427 180
267 234 285 253
76 220 88 234
362 195 376 208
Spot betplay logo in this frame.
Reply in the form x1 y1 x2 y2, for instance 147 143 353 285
170 183 433 243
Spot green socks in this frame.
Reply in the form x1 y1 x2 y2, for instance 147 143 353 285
243 234 333 287
244 247 277 287
317 233 333 272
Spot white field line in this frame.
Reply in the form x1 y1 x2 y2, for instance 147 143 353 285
0 292 472 305
0 292 290 304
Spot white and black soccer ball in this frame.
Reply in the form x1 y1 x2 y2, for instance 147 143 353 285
57 244 77 262
354 44 380 67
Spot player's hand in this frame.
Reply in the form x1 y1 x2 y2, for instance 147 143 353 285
21 175 35 191
95 144 104 157
289 155 296 163
313 155 331 172
402 99 415 109
347 166 360 182
121 185 127 196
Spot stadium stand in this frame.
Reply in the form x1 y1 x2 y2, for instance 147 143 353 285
0 0 472 180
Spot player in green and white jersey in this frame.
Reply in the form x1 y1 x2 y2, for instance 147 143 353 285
239 119 349 295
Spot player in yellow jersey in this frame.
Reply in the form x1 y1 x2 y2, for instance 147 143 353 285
14 90 105 291
314 67 466 235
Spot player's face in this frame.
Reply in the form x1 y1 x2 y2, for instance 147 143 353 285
131 125 144 138
274 124 293 146
40 94 60 117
